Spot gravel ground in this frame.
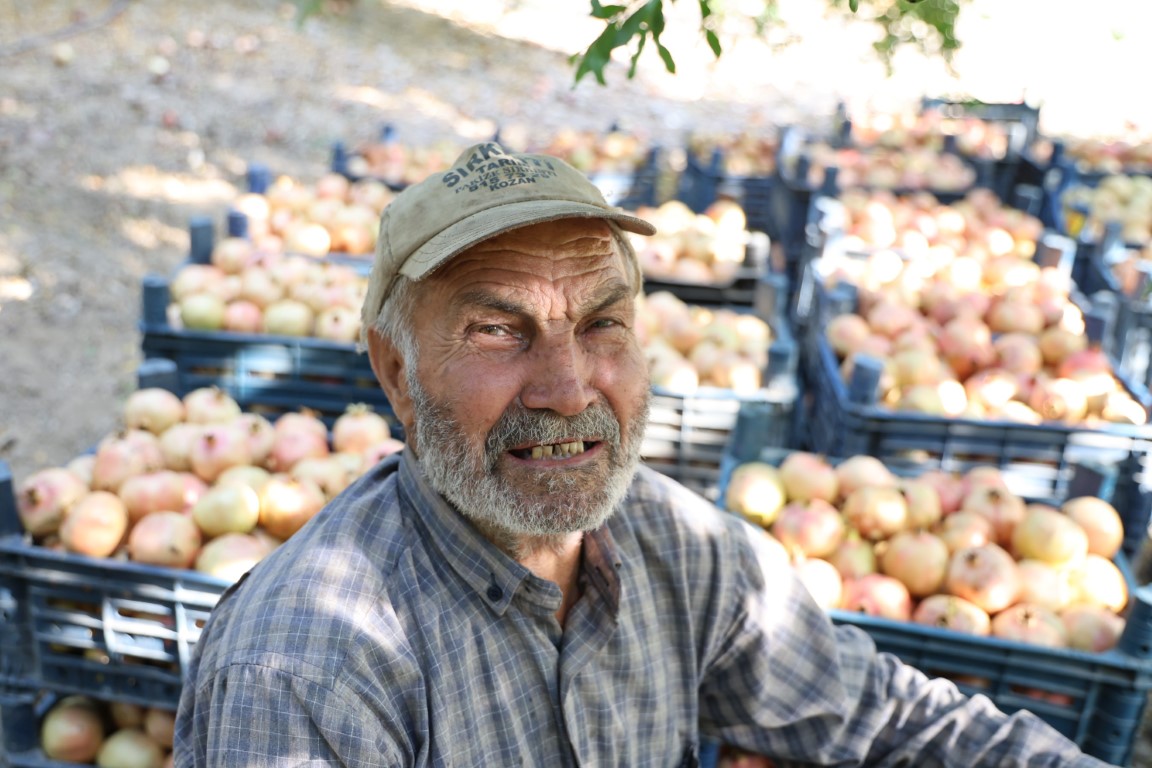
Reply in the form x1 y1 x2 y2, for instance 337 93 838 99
1 0 1151 764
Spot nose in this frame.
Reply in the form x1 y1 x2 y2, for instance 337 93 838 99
519 331 597 417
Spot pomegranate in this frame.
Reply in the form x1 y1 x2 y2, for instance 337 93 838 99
195 532 269 582
191 484 261 537
258 474 327 539
1027 375 1088 424
866 300 920 340
40 695 105 763
792 554 844 611
314 306 361 343
262 298 315 336
118 469 196 523
169 263 227 302
878 530 950 597
222 300 264 333
944 543 1020 614
362 437 406 466
938 316 995 380
1061 604 1125 653
961 466 1010 495
127 511 202 569
189 424 254 483
900 478 943 530
238 266 285 308
991 603 1068 648
834 455 897 500
775 452 838 503
1011 504 1089 565
332 404 392 454
158 422 202 472
993 333 1044 377
935 511 995 553
182 387 242 424
840 573 913 621
66 454 96 487
291 456 356 500
825 313 872 358
963 369 1019 412
215 464 273 494
826 530 877 581
1037 326 1088 367
110 701 146 729
1015 559 1077 613
143 708 176 749
275 409 329 440
234 413 277 466
16 467 88 537
211 235 254 274
96 728 165 768
179 292 227 331
770 499 845 558
266 425 330 473
912 594 991 636
91 430 165 492
59 491 129 558
917 469 965 515
1069 554 1129 613
842 485 908 541
960 485 1025 546
123 388 186 435
1061 497 1124 559
986 300 1045 336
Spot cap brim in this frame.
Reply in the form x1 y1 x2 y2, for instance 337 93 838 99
399 200 657 280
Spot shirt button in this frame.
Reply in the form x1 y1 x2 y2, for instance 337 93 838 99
486 585 503 602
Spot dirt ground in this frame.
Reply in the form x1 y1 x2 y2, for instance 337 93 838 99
2 0 1151 763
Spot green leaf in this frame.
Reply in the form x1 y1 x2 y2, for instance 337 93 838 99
705 28 722 57
628 31 647 78
849 0 859 12
590 2 627 20
655 39 676 73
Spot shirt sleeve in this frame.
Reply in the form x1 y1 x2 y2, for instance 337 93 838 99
696 519 1118 768
173 660 410 768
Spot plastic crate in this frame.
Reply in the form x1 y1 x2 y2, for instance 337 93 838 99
801 277 1152 560
139 274 393 427
715 446 1152 767
641 231 775 308
0 462 228 711
640 308 801 503
674 151 778 241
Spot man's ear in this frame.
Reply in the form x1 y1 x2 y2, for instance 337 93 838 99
366 328 415 436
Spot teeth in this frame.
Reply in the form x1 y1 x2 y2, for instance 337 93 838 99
527 441 586 459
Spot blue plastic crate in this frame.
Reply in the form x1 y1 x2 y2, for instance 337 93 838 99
139 274 394 427
674 152 779 241
641 231 775 308
0 461 228 711
801 281 1152 561
640 308 801 503
714 446 1152 767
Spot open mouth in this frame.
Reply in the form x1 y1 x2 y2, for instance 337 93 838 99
509 440 596 460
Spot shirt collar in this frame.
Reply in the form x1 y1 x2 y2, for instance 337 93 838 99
397 449 624 618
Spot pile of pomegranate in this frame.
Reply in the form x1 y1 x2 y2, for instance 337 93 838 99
725 452 1130 660
37 694 176 767
229 171 394 258
1030 136 1152 176
785 144 977 192
15 387 403 582
637 291 773 395
165 249 367 343
344 137 467 189
1060 173 1152 245
685 130 781 177
817 189 1147 426
851 109 1019 162
627 199 751 284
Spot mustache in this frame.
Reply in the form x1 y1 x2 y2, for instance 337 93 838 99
485 401 622 458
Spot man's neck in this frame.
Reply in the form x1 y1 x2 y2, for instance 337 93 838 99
518 532 585 626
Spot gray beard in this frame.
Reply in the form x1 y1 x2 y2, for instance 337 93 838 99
407 371 648 547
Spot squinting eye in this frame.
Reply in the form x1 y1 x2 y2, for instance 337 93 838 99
589 318 619 329
476 325 511 337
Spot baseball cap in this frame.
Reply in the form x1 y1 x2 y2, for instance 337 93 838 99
360 141 657 341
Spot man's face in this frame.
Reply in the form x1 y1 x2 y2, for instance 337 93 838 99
403 219 651 538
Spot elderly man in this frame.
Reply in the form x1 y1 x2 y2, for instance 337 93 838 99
174 142 1115 767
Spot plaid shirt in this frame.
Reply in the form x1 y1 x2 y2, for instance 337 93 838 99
174 451 1113 767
